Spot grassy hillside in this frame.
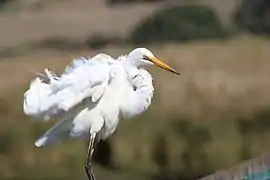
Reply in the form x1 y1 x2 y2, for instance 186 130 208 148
0 37 270 179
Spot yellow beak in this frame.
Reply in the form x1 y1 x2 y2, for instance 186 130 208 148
149 56 180 75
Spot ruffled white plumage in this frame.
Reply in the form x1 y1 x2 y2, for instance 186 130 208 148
24 54 114 121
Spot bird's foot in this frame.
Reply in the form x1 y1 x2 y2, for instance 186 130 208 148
85 164 96 180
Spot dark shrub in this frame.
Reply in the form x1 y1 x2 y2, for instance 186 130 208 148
234 0 270 35
129 6 227 44
0 0 10 9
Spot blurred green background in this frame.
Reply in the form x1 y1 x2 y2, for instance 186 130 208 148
0 0 270 179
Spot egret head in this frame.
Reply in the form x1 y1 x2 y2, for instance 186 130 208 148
128 48 180 75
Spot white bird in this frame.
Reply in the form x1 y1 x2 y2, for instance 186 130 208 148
23 48 179 180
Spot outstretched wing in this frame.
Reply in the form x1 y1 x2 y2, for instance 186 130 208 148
23 53 114 121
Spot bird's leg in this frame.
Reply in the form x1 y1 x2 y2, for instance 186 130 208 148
85 133 97 180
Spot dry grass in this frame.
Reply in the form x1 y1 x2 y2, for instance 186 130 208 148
0 0 161 48
1 37 270 179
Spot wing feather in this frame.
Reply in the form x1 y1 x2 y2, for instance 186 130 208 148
23 54 114 121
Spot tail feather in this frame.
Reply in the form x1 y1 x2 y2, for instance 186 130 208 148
34 116 73 147
35 136 48 147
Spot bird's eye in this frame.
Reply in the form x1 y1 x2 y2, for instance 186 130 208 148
143 55 149 60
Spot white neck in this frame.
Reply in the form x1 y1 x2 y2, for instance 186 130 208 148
122 56 140 79
120 58 154 119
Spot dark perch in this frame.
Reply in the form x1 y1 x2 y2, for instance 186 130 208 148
199 153 270 180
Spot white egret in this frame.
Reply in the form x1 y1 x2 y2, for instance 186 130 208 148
23 48 179 179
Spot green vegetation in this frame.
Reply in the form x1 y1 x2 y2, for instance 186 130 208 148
130 6 228 44
234 0 270 35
